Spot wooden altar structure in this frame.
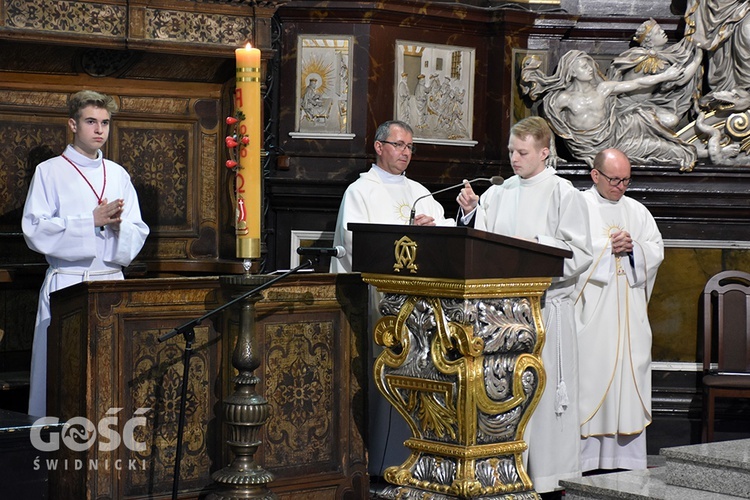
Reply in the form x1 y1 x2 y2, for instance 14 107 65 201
44 273 368 500
350 224 571 499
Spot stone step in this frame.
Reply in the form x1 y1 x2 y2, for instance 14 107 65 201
561 467 746 500
661 439 750 498
561 438 750 500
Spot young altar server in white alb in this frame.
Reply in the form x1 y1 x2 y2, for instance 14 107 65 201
574 148 664 472
457 116 592 498
22 90 149 417
330 119 454 477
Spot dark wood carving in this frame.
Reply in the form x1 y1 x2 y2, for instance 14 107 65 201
45 273 368 499
349 223 571 279
0 118 67 251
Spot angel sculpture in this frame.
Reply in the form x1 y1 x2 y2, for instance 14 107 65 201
520 50 697 170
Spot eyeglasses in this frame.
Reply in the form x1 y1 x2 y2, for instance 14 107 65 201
596 169 631 187
380 140 416 154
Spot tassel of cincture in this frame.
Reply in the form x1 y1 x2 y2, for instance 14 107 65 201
555 380 569 415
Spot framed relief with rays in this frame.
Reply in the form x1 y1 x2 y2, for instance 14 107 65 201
290 35 354 139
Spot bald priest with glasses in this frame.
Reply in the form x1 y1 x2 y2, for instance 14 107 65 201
331 119 454 274
574 148 664 474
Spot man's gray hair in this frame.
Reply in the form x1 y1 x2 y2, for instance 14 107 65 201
374 120 413 143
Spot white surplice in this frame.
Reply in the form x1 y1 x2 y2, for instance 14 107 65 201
330 164 454 273
574 186 663 471
22 145 150 417
473 167 593 493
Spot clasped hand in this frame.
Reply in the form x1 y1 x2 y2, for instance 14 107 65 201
93 198 124 230
610 229 633 255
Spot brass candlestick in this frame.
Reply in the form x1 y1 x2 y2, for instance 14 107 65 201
208 274 276 500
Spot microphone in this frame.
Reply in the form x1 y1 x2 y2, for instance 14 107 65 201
408 176 504 225
296 246 347 258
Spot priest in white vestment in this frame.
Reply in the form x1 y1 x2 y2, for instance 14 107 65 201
330 120 454 476
330 120 453 273
457 116 592 496
574 148 664 471
22 90 149 417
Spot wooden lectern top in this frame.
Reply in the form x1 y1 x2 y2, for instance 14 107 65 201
349 223 572 280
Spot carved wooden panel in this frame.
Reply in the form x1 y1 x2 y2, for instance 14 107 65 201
46 274 368 499
48 281 222 499
125 321 216 496
1 0 266 55
264 319 338 467
0 87 226 270
223 275 370 498
115 121 194 231
0 111 68 265
109 96 223 261
5 0 126 36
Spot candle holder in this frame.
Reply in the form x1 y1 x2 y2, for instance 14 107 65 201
207 275 276 500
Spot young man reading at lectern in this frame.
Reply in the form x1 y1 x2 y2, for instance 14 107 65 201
330 119 454 479
22 90 149 417
456 116 592 498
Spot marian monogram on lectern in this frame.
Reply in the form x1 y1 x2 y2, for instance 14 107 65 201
393 236 419 273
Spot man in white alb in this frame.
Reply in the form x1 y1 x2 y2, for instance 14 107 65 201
22 90 149 416
330 119 454 477
457 116 592 498
331 119 453 273
574 148 664 472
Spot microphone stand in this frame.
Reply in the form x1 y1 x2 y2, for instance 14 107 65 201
408 177 495 225
158 258 316 500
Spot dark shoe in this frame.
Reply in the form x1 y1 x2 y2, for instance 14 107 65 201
540 491 563 500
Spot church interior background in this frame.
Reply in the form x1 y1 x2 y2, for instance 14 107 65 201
0 0 749 498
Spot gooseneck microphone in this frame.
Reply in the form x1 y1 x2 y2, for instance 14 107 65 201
408 176 504 225
297 246 347 258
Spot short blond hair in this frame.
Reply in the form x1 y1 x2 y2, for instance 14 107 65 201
68 90 118 120
510 116 551 149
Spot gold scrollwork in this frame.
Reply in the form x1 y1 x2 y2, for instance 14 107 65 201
726 111 750 139
474 352 545 431
374 291 545 497
725 111 750 154
449 478 484 498
393 236 418 273
444 316 484 359
373 315 400 349
361 273 552 300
